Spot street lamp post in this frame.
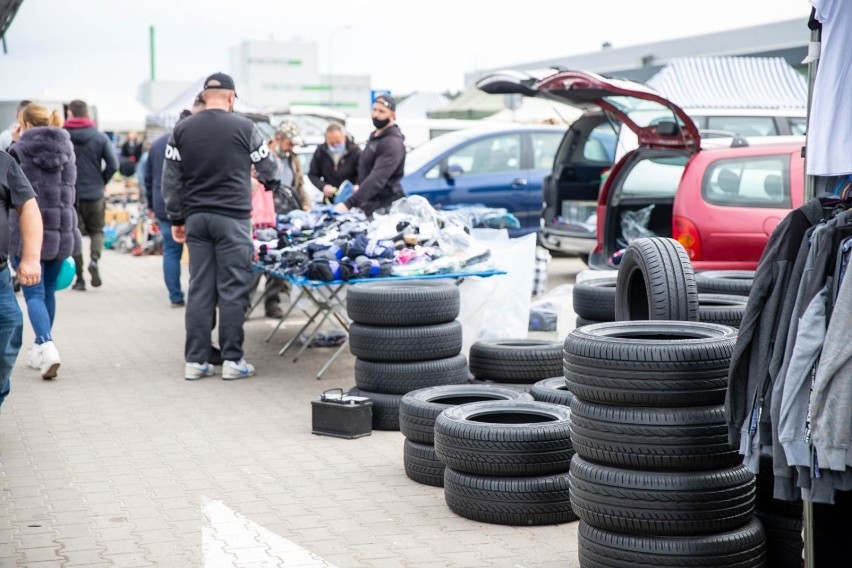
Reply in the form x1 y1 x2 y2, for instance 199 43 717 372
328 24 352 108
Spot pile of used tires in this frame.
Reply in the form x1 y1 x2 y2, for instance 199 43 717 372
346 281 468 430
468 339 563 388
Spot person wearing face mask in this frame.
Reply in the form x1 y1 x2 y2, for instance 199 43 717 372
308 122 361 205
268 129 311 215
333 94 405 216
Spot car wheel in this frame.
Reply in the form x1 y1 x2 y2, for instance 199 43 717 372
614 237 698 322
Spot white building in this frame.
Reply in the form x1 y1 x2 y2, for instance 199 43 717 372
137 80 194 112
229 40 372 117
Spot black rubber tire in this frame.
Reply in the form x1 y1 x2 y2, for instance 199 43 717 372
399 385 532 444
577 518 766 567
569 398 741 471
444 468 577 526
346 280 460 326
614 237 699 322
569 456 756 536
530 377 574 407
753 509 802 568
347 387 402 431
563 321 736 407
354 354 469 395
348 321 462 362
468 339 563 383
695 270 755 296
573 278 617 321
698 294 747 328
403 439 444 487
576 316 606 328
434 400 573 477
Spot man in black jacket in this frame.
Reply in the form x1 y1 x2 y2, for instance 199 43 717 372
162 73 278 381
333 94 405 216
65 99 119 290
308 122 361 203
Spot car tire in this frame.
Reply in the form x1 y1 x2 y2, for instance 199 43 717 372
399 385 532 444
569 397 741 471
529 377 573 406
354 354 469 395
403 439 444 487
753 510 803 568
444 468 577 526
698 293 748 328
695 270 755 296
434 400 573 477
614 237 699 322
468 339 563 383
347 387 402 431
578 518 766 567
348 321 462 362
575 316 606 328
563 321 736 407
569 455 756 536
572 278 617 321
346 281 460 326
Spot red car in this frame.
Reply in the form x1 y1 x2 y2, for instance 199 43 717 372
478 69 806 270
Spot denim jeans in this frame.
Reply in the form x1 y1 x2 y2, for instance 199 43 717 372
16 258 62 344
158 219 185 304
0 266 24 410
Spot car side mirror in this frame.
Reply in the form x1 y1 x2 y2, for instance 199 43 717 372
656 121 680 137
444 164 464 180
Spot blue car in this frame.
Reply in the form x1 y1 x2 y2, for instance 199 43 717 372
400 123 567 236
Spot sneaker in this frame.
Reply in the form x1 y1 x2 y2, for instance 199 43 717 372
171 300 186 307
72 278 86 291
265 305 285 319
222 359 256 380
88 260 102 287
39 341 61 379
185 362 215 381
27 343 40 370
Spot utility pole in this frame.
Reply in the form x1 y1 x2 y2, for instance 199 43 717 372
149 25 156 81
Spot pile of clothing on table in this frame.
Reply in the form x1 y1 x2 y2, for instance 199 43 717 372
253 196 508 282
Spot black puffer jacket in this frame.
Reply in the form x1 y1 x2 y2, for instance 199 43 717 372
344 124 406 216
65 118 118 201
9 127 82 261
307 139 361 191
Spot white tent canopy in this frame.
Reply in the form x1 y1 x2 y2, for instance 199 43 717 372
485 97 582 125
145 77 266 130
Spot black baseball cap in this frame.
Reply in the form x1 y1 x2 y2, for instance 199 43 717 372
374 94 396 112
203 72 238 97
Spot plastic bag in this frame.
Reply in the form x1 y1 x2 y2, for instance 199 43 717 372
620 204 657 243
528 284 573 334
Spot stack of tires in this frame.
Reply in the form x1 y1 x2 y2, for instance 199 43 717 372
468 339 563 389
563 320 767 567
346 281 468 431
433 399 578 526
753 454 803 568
399 385 532 487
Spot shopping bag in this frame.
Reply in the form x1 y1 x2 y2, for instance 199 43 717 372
251 183 277 228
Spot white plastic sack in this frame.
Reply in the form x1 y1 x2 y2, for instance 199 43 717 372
458 230 537 357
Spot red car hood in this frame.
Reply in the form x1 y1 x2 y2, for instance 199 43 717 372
476 69 701 152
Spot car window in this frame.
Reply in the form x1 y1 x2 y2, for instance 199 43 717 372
531 132 563 169
619 155 688 197
705 117 778 137
447 134 522 175
789 117 807 136
583 124 618 162
702 155 791 209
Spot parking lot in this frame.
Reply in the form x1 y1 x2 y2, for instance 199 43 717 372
0 247 585 568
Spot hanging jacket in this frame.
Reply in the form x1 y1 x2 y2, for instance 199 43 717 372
8 127 82 260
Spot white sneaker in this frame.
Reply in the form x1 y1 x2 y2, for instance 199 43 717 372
185 362 216 381
39 341 61 379
27 343 41 370
222 359 256 380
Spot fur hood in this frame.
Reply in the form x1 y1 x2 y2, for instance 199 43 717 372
15 127 74 172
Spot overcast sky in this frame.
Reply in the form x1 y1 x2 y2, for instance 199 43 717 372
0 0 812 103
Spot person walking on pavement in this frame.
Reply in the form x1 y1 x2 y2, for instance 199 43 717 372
144 96 206 308
162 72 278 381
65 99 118 290
0 100 32 152
308 121 361 205
333 94 405 216
0 151 43 411
7 103 82 379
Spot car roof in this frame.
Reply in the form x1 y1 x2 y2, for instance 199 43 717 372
699 134 805 152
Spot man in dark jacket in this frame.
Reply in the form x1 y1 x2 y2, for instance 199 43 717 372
64 99 118 290
308 122 361 203
162 73 278 381
333 94 405 216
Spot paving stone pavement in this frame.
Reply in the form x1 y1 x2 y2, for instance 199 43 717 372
0 245 581 567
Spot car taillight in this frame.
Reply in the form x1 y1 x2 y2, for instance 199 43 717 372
674 215 702 261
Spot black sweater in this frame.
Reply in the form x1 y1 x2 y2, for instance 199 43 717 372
344 124 406 216
307 140 361 191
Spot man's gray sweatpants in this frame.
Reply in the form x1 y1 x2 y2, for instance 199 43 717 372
185 213 254 364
